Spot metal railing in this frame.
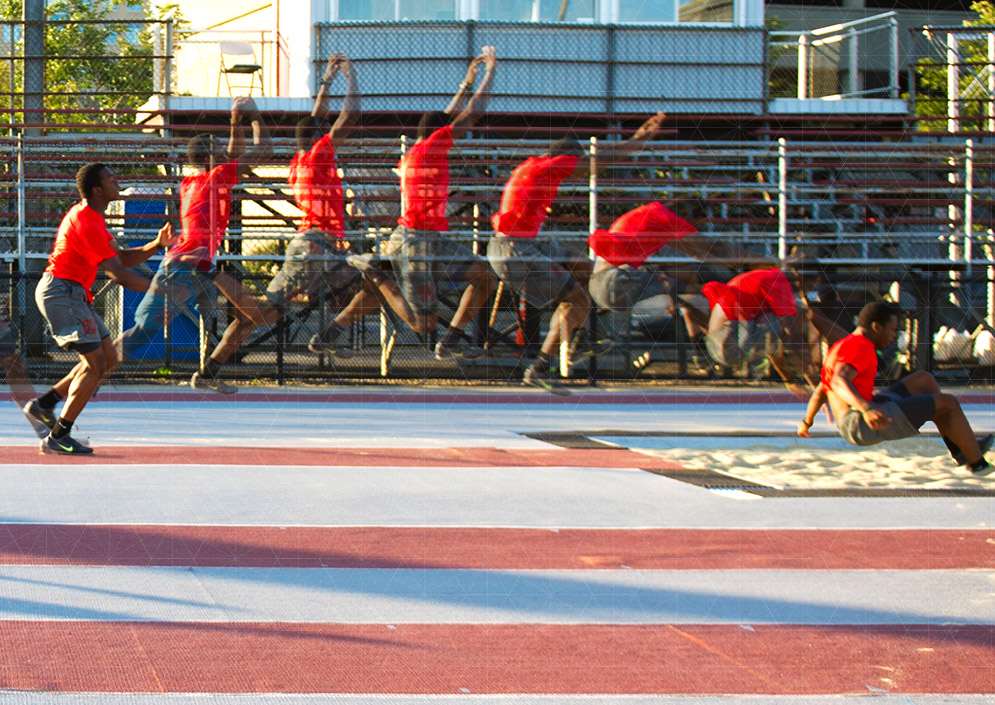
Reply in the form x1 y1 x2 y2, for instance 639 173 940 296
2 133 995 384
769 12 900 101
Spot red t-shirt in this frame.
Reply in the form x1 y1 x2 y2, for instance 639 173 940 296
821 333 877 401
491 154 579 239
702 268 797 322
289 135 345 237
587 202 697 267
170 161 240 270
398 125 454 232
45 202 118 303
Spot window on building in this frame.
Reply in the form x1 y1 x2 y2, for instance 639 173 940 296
679 0 733 23
479 0 596 21
339 0 457 21
337 0 735 22
618 0 676 22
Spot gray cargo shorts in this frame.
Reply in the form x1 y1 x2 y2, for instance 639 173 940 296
266 231 361 310
35 272 110 351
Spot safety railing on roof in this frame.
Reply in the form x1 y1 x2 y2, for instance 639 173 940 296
769 12 900 102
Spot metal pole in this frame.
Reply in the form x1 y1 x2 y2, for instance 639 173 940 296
778 137 788 261
16 134 25 274
22 0 43 136
988 33 994 133
890 17 899 99
797 34 808 100
964 138 973 275
848 27 858 97
948 32 959 134
588 136 597 253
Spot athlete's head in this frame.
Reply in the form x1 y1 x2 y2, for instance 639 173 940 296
296 115 326 152
186 134 215 168
417 111 450 140
547 137 583 158
857 301 900 348
76 162 116 201
76 163 108 199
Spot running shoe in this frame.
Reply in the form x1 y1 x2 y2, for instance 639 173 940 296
23 398 57 432
953 433 995 466
41 433 94 455
971 460 995 477
190 371 237 395
307 334 356 359
523 366 571 396
570 338 615 363
434 339 485 361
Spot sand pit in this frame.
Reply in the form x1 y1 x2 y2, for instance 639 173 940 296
598 434 994 490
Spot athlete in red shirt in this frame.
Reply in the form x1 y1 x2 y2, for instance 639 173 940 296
114 96 270 395
26 163 177 454
383 46 499 361
191 54 421 374
799 301 993 476
486 111 665 394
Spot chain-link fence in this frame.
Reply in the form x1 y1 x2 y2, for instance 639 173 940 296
3 132 995 386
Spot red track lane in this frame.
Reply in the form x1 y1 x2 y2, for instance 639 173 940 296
1 445 683 470
0 622 990 694
0 526 991 570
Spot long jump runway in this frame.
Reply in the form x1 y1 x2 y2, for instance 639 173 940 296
0 386 992 704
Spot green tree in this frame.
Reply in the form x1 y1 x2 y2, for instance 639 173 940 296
0 0 185 132
913 1 995 131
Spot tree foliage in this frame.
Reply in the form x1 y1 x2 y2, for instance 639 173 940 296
0 0 186 131
913 1 995 131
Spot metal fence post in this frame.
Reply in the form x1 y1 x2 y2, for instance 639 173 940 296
947 32 959 133
847 27 858 97
964 138 973 276
988 33 994 133
797 34 808 100
778 137 788 261
890 16 899 99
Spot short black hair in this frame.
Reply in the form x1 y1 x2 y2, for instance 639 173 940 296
857 301 899 329
417 111 450 140
548 137 583 158
186 134 213 166
296 116 325 152
76 163 109 199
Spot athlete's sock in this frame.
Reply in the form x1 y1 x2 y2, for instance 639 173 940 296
530 351 553 373
437 326 459 348
52 417 73 440
200 358 223 380
38 388 62 410
942 435 963 461
320 322 346 345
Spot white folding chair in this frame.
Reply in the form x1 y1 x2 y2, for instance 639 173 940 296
218 40 263 96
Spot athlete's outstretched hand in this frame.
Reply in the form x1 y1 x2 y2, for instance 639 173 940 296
154 222 178 250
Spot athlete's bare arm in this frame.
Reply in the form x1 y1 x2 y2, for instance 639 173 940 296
450 46 497 140
314 53 360 146
570 111 666 179
100 255 152 293
112 222 176 269
828 362 891 431
798 386 828 438
228 97 271 176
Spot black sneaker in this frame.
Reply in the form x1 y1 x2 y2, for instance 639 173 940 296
190 372 237 395
953 433 995 466
41 433 94 455
570 338 614 363
971 460 995 478
523 366 571 396
434 339 485 361
307 334 355 359
23 399 57 433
